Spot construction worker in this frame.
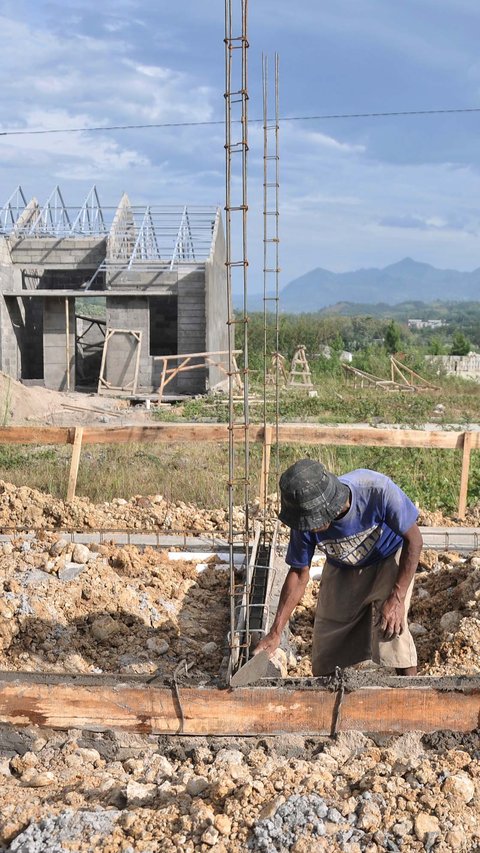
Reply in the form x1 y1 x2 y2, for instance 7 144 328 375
255 459 422 676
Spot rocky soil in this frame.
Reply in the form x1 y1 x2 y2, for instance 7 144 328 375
0 532 229 681
0 728 479 852
0 481 246 535
0 486 479 851
2 479 480 537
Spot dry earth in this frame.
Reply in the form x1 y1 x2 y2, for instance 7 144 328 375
0 487 478 851
0 534 229 681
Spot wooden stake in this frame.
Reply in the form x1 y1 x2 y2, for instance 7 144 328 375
458 431 473 518
67 427 84 502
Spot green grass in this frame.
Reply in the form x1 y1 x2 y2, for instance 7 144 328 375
152 372 480 427
0 441 477 515
0 366 477 515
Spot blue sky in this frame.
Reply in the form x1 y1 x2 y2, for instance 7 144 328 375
2 0 480 289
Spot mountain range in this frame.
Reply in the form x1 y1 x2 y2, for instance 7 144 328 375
241 258 480 313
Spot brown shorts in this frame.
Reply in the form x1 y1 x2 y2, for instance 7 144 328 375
311 549 417 675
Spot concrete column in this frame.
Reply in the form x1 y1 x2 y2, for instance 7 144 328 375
43 297 75 391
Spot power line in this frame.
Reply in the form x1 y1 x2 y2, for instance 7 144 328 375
1 106 480 138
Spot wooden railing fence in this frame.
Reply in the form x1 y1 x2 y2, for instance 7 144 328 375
0 424 476 517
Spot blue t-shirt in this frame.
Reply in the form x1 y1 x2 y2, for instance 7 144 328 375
285 469 419 570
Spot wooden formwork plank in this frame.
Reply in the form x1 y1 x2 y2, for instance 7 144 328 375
0 424 477 450
276 424 472 449
0 427 73 445
0 675 478 735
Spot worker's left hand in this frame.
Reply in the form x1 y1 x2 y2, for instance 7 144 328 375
377 592 405 640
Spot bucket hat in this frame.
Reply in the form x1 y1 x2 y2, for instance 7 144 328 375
278 459 350 531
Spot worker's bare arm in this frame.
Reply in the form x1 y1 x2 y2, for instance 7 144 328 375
380 523 423 639
253 565 310 657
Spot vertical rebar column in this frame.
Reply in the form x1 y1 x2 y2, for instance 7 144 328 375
225 0 251 673
262 54 281 523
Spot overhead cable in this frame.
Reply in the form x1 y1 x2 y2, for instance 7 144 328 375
1 106 480 137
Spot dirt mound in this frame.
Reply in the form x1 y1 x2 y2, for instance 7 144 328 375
0 533 229 681
0 480 245 534
0 372 125 426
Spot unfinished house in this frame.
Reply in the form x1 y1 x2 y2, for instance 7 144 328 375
0 186 229 396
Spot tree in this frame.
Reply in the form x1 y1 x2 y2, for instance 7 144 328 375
384 320 401 354
428 336 444 355
450 330 470 356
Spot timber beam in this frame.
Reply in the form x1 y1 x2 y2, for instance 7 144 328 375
0 672 478 736
0 424 478 449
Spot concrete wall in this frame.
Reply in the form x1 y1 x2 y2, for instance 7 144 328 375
2 296 43 382
43 297 75 391
174 267 207 394
106 268 208 395
205 215 229 390
104 298 148 391
8 237 106 270
427 353 480 382
0 239 24 379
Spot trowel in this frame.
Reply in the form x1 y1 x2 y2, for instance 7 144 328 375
230 650 270 687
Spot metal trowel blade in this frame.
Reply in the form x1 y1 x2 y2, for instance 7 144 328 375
230 650 270 687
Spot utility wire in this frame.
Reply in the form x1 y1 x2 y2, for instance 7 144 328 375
1 106 480 137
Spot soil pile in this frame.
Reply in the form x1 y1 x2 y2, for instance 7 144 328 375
0 480 247 535
0 533 229 681
0 372 124 426
0 730 478 851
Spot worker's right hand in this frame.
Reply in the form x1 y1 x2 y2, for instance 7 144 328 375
253 629 281 658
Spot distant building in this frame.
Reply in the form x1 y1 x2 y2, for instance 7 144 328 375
0 186 228 395
408 318 445 330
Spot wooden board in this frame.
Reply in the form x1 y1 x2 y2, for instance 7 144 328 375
0 674 478 735
0 424 477 449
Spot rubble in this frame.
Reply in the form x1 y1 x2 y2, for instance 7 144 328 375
0 731 478 852
0 480 241 534
0 487 478 850
0 532 229 681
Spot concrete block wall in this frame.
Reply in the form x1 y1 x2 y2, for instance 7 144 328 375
8 237 107 270
106 269 178 292
105 271 208 395
104 297 150 390
0 240 24 380
43 297 75 391
175 268 207 394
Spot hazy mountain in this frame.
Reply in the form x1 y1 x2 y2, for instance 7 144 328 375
241 258 480 313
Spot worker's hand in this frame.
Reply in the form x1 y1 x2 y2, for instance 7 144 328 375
253 629 281 659
378 592 405 640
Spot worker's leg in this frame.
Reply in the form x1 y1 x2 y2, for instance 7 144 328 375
312 560 379 675
370 550 417 673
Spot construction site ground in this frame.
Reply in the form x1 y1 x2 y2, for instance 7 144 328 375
0 485 478 851
0 378 478 850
